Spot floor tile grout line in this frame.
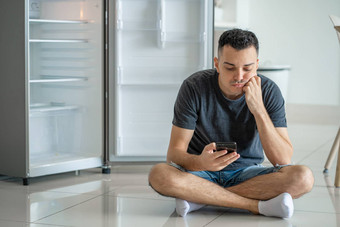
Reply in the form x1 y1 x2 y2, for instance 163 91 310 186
296 137 336 165
101 184 176 202
31 194 103 224
31 191 173 224
0 218 70 227
202 212 226 227
312 184 340 188
104 192 174 202
294 209 340 215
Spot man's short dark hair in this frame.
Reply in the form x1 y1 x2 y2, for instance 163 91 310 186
218 28 259 57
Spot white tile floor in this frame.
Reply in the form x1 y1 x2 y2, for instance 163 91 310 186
0 104 339 227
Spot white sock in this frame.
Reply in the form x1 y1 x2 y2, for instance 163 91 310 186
175 198 205 217
258 193 294 219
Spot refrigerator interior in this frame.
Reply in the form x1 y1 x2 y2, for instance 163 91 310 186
111 0 213 160
28 0 103 175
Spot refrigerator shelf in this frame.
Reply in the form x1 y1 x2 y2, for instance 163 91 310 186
30 153 97 166
29 39 88 43
30 77 87 83
29 154 101 177
30 103 49 108
30 105 79 113
118 29 203 43
29 19 89 24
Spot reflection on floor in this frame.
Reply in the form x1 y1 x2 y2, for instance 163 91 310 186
0 104 339 227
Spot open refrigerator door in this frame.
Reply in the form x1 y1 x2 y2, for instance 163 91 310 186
109 0 214 162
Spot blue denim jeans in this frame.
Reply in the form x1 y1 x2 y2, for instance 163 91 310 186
169 162 290 188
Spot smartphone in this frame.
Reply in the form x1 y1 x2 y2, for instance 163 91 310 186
215 142 237 153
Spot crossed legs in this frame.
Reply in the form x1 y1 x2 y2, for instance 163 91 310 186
148 163 314 218
226 165 314 200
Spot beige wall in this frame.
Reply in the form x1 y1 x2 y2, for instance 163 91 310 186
247 0 340 105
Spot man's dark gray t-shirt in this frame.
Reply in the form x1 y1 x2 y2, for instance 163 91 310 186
172 69 287 171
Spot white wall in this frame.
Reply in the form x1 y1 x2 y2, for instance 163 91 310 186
246 0 340 105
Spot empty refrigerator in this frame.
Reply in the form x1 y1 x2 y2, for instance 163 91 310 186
0 0 104 184
28 0 104 177
0 0 214 184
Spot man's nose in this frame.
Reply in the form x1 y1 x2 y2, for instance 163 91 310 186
234 69 244 82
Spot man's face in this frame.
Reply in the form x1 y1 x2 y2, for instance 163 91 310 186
214 45 259 100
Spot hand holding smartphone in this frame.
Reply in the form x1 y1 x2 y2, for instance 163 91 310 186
215 142 237 153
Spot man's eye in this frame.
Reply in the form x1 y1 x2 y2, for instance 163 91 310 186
244 68 252 71
226 68 234 71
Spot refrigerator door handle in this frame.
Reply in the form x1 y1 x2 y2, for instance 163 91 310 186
102 0 111 174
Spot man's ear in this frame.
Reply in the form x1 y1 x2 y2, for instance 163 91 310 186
214 57 220 73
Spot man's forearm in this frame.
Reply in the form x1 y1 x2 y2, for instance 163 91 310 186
167 149 204 171
253 109 293 165
243 76 293 165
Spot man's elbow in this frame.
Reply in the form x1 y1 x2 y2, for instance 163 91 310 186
276 153 293 166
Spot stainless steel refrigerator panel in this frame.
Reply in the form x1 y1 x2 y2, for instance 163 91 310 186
0 0 29 178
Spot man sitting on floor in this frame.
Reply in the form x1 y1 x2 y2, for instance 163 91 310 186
149 28 314 218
